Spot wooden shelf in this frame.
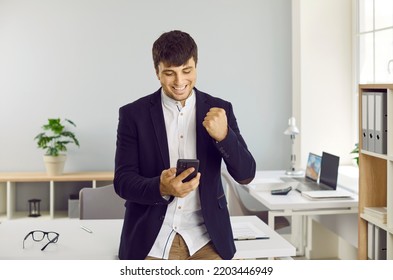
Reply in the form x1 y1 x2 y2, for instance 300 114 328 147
360 213 387 231
358 84 393 260
0 171 114 220
360 150 388 160
0 171 114 182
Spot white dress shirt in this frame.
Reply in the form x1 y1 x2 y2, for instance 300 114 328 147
147 90 210 259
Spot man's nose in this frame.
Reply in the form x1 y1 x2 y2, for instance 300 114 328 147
174 73 184 84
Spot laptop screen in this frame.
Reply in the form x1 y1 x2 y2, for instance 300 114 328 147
305 153 321 181
319 152 340 189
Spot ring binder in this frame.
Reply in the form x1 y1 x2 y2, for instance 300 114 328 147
374 91 387 154
362 93 368 151
368 92 375 152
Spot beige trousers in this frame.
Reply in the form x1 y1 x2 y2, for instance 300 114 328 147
145 233 222 260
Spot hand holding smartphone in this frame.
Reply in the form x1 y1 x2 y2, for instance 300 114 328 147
176 159 199 182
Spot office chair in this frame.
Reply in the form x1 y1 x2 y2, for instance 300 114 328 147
221 169 290 230
79 184 126 219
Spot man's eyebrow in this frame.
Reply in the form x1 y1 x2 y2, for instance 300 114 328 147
162 66 193 72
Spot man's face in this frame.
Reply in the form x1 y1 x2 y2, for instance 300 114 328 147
156 57 197 105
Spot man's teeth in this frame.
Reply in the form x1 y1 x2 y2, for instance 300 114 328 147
174 86 186 90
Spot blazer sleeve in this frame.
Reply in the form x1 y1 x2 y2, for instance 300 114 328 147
215 101 256 184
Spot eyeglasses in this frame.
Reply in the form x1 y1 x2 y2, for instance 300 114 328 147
23 230 60 251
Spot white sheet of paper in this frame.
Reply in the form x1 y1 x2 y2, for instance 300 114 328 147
232 222 269 240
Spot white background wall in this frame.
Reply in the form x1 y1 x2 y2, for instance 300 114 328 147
292 0 355 167
0 0 292 173
292 0 358 259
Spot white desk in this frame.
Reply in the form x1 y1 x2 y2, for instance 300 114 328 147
243 171 358 256
231 216 295 259
0 216 295 260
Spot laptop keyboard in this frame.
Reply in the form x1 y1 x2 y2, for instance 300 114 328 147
281 177 315 184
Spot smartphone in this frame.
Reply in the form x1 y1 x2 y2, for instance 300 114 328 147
271 186 292 195
176 159 199 182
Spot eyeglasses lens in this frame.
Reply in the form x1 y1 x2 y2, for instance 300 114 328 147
31 231 45 241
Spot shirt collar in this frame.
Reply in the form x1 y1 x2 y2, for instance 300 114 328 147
161 88 196 110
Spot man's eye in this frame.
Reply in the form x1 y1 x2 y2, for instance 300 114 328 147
183 70 191 74
164 72 173 76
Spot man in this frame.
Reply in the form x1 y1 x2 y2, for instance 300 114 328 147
114 30 256 260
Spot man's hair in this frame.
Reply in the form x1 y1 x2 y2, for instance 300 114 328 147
152 30 198 71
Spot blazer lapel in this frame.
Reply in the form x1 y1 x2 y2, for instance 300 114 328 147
149 90 170 169
195 89 210 179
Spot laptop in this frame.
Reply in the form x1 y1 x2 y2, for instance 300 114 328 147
281 152 322 184
295 152 340 193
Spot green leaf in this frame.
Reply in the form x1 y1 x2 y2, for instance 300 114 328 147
65 119 76 127
350 143 359 167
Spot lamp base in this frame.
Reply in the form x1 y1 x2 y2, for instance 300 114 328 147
285 169 304 177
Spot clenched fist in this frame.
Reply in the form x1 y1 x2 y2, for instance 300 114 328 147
202 107 228 142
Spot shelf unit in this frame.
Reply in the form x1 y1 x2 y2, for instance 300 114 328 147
0 171 113 220
358 84 393 259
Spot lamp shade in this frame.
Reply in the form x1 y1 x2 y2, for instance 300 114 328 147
284 117 299 135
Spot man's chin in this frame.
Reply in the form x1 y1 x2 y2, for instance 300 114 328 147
173 93 188 100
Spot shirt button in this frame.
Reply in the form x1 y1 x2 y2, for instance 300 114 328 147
178 206 182 209
180 135 183 139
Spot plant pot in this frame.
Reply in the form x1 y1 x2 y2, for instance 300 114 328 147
43 155 66 176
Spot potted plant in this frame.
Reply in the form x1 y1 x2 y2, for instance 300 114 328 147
350 143 359 166
34 118 80 176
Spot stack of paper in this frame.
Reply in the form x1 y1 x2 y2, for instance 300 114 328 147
231 222 269 240
364 207 387 224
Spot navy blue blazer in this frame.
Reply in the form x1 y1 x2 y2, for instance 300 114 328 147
114 88 256 260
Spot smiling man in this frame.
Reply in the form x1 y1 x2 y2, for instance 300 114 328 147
114 30 256 260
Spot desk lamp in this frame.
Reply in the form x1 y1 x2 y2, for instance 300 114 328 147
284 117 303 176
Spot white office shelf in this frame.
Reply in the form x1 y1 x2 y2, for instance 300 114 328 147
358 84 393 260
0 172 113 220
